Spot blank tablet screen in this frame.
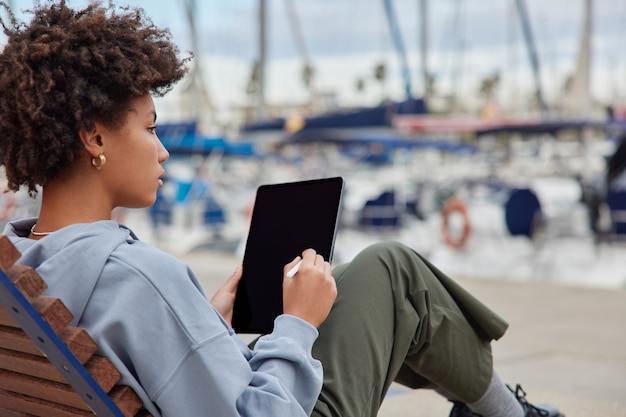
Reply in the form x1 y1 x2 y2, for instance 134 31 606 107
232 177 344 334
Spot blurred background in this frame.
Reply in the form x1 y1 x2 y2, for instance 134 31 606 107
2 0 626 289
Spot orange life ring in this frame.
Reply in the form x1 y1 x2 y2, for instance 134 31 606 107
441 197 471 249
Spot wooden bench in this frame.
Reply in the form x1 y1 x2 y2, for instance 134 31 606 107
0 236 153 417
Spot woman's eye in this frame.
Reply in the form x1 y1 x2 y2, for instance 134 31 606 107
148 126 157 134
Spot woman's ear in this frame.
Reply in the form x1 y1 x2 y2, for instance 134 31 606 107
78 124 104 156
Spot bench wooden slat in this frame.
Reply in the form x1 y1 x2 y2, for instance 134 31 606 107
0 371 143 415
0 304 18 327
0 325 44 356
0 295 74 335
0 346 67 382
0 325 98 363
108 386 146 417
0 389 93 417
0 407 38 417
0 347 121 390
57 326 99 363
0 236 21 271
6 265 47 299
0 357 139 415
31 296 75 334
0 368 94 411
84 356 123 391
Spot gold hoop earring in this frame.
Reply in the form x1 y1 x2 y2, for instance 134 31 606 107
91 153 106 170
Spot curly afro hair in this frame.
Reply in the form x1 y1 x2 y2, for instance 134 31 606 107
0 0 190 194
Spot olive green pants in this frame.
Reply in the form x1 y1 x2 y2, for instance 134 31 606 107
311 242 509 417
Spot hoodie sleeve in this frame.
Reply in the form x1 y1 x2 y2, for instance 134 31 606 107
239 315 322 415
153 315 322 417
83 242 323 417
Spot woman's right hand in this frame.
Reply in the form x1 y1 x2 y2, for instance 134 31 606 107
282 249 337 328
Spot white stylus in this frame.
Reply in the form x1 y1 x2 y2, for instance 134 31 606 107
286 260 302 278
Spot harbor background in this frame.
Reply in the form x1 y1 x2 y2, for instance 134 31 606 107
2 1 626 415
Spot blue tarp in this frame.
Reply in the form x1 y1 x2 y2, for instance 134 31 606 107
156 122 256 156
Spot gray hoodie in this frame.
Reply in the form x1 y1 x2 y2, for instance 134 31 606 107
4 218 323 417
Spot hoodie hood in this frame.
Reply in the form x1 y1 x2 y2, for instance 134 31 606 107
3 218 134 325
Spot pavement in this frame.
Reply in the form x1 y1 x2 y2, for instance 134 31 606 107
179 246 626 417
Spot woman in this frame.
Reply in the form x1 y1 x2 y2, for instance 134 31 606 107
0 2 562 417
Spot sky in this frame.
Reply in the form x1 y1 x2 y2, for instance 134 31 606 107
3 0 626 123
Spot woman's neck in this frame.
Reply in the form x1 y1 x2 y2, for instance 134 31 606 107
35 174 114 235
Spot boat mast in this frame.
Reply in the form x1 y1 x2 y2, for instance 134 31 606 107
283 0 314 104
256 0 267 121
565 0 593 117
182 0 213 129
419 0 429 102
514 0 549 115
382 0 413 100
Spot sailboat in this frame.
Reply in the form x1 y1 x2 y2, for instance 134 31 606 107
241 0 428 139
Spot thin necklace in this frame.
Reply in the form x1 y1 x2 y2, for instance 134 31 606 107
30 223 54 236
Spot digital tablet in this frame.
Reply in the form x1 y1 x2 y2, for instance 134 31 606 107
232 177 344 334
